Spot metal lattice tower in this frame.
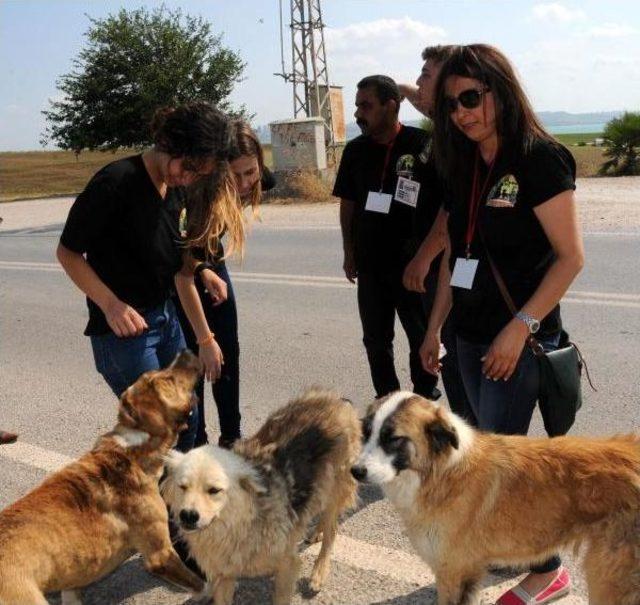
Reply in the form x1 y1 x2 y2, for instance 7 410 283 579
276 0 336 151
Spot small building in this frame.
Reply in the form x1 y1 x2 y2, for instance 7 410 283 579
269 117 327 171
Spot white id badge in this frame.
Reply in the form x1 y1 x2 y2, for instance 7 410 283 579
365 191 393 214
394 176 420 208
450 257 479 289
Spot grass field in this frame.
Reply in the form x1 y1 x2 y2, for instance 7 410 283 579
0 137 605 202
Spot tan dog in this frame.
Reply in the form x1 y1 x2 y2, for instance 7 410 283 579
352 391 640 605
0 350 205 605
162 388 361 605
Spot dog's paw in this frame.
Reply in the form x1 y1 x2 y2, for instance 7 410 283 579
191 582 214 603
307 573 324 594
304 528 323 545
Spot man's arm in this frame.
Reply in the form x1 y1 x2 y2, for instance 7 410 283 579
340 198 357 283
398 83 429 116
403 206 448 292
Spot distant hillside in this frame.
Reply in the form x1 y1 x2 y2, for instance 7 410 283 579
537 111 621 126
256 111 623 143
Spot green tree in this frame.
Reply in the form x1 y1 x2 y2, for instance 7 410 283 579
41 6 246 152
599 111 640 176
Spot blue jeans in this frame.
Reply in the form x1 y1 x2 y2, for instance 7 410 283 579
90 298 198 452
457 332 561 574
420 269 475 424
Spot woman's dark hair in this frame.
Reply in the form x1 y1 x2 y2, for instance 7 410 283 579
150 101 232 171
432 44 554 195
151 102 240 259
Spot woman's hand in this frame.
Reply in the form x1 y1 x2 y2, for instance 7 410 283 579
199 337 224 382
481 319 530 381
200 268 228 306
420 330 442 376
104 298 148 337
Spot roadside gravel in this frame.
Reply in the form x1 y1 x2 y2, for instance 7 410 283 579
1 177 638 233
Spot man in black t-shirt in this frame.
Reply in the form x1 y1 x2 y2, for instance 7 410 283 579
333 75 440 400
399 45 476 425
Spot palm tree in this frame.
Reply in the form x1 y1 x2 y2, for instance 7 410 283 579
599 112 640 176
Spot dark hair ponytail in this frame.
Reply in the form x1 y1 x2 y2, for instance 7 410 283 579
150 102 232 170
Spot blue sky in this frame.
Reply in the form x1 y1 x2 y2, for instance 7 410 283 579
1 0 639 151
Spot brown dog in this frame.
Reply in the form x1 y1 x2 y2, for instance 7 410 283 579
0 350 205 605
352 391 640 605
162 388 361 605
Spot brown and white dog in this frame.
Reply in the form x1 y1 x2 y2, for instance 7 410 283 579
162 388 361 605
0 350 205 605
352 391 640 605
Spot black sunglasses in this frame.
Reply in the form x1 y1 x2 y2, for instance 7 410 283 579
445 87 490 113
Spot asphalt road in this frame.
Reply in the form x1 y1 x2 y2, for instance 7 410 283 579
1 212 639 604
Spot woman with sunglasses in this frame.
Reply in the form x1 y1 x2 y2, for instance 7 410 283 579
175 120 274 449
57 102 233 452
420 44 584 604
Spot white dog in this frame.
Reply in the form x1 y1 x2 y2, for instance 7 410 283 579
162 389 361 605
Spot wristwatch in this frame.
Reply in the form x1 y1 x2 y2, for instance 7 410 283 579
515 311 540 334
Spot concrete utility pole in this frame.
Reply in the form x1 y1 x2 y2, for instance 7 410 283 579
275 0 344 164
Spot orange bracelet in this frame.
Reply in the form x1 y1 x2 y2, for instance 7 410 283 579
197 332 215 347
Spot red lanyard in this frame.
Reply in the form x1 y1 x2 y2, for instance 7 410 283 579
379 123 402 192
465 149 497 258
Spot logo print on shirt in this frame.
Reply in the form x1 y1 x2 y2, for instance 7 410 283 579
396 154 415 179
418 139 432 164
178 208 187 238
486 174 519 208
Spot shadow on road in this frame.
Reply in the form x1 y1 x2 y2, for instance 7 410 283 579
47 557 188 604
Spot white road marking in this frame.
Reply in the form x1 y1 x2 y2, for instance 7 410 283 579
1 261 640 309
0 440 74 472
304 535 587 604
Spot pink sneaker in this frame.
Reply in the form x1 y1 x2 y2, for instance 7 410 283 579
496 568 571 605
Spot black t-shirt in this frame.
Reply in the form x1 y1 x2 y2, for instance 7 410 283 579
332 125 441 272
447 138 576 343
413 140 445 241
60 154 185 336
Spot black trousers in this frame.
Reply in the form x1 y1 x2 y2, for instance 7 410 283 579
357 268 438 399
174 263 241 445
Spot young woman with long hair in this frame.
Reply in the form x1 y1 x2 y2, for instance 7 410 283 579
175 120 274 448
420 44 584 604
57 101 232 452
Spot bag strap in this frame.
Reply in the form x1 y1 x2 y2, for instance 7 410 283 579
476 226 543 355
569 340 597 391
477 225 597 391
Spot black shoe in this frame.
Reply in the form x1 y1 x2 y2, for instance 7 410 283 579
0 430 18 445
426 386 442 401
218 435 240 449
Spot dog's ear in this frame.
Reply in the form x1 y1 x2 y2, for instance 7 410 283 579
163 450 185 472
118 391 140 427
239 473 268 496
424 418 459 454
